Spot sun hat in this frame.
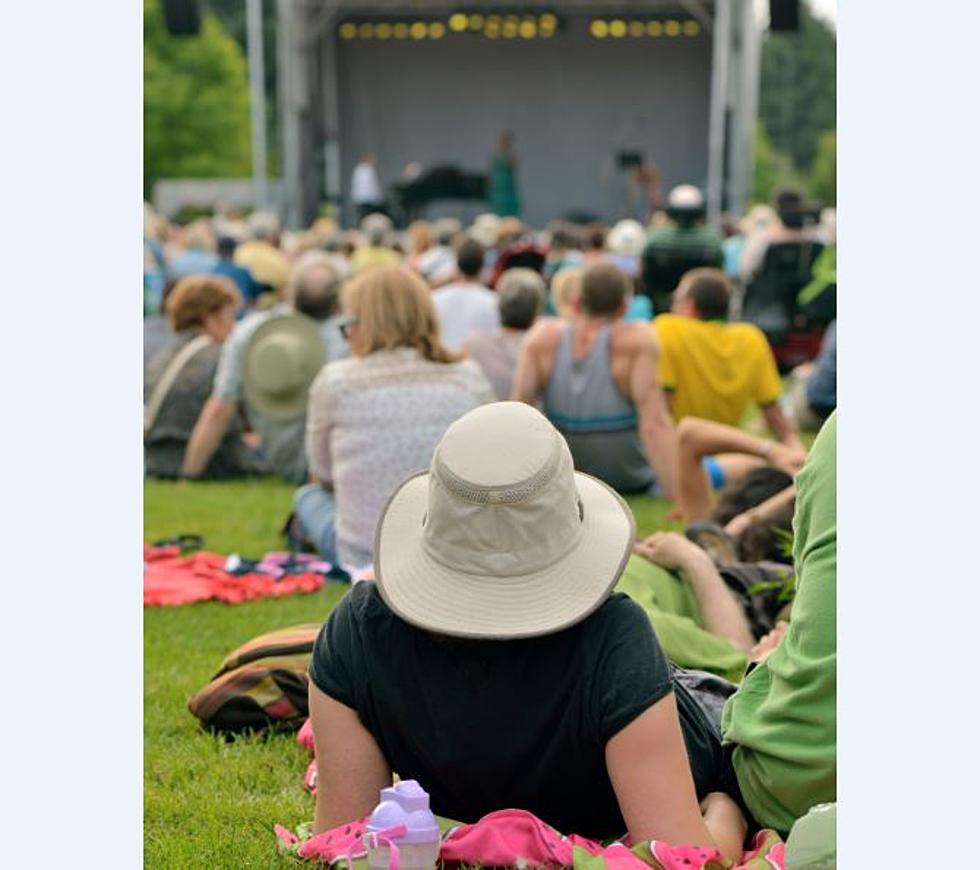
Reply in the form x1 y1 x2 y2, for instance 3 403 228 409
469 213 501 248
606 219 645 257
374 402 636 639
242 313 326 420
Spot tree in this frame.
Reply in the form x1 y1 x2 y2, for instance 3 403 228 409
752 123 809 205
808 130 836 206
144 0 251 197
758 2 836 171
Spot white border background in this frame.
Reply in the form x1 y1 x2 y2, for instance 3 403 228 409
2 0 979 863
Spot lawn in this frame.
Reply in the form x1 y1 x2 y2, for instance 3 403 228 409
144 478 680 866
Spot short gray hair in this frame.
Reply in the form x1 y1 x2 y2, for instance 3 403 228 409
496 268 546 330
288 252 342 321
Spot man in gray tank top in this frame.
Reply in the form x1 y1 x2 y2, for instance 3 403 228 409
512 263 677 497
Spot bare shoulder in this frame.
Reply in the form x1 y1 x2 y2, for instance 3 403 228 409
524 316 565 350
612 321 657 355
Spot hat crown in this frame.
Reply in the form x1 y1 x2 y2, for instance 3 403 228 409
422 403 583 576
251 332 306 393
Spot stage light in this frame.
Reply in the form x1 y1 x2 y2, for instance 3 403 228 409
429 21 446 38
504 15 519 26
646 21 663 36
449 13 468 32
468 13 484 29
502 19 519 38
393 22 409 38
484 20 501 39
609 19 627 38
339 22 357 39
628 21 645 37
683 20 700 36
519 20 536 38
539 13 557 30
665 19 681 36
590 20 608 38
410 21 427 39
358 22 374 38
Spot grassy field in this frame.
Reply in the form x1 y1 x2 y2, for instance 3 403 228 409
144 478 679 866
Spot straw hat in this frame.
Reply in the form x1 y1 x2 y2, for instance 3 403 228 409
242 314 326 420
374 402 635 639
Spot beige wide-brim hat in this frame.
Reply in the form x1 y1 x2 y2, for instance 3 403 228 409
242 313 326 420
374 402 636 639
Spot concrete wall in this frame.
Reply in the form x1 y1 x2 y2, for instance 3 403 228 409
153 178 286 219
334 17 711 227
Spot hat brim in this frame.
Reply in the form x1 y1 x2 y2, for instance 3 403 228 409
374 470 636 639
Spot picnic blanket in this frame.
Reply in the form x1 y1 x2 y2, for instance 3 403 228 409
274 809 786 870
143 546 326 606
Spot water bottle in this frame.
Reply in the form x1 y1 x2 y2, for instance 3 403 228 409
785 802 836 869
365 780 441 870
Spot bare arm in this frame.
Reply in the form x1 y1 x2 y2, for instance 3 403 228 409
511 321 551 404
629 330 678 499
308 682 392 834
180 395 237 478
675 417 806 522
633 532 754 652
606 693 746 862
724 485 797 537
761 403 804 451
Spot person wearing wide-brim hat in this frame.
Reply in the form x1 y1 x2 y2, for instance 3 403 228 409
305 401 750 860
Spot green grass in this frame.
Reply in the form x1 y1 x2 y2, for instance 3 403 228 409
144 479 678 866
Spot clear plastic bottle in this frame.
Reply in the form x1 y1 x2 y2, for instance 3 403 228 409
785 802 836 869
365 780 441 870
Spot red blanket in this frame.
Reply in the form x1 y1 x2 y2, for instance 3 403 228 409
143 547 324 607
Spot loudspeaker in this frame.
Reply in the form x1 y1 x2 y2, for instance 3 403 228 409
769 0 800 32
163 0 201 36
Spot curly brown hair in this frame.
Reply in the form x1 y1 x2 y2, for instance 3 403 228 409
165 275 241 333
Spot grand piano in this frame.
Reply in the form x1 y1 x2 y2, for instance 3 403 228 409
391 165 488 224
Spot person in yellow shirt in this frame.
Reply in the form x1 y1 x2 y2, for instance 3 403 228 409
653 268 802 453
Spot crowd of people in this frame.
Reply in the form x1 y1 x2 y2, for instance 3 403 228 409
144 183 836 859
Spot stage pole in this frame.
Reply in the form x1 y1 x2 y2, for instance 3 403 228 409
706 0 733 226
246 0 268 210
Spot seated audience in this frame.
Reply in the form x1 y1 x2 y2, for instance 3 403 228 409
144 276 265 479
739 189 820 283
308 401 748 859
513 263 677 496
721 412 836 835
167 219 218 280
416 218 460 286
180 256 346 483
351 213 402 272
606 218 645 278
463 267 545 400
294 266 494 570
549 266 585 318
786 320 837 432
431 238 500 351
234 211 290 302
403 220 433 273
654 268 803 450
641 185 724 314
211 235 261 307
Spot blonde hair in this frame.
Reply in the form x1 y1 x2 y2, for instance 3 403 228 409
406 220 433 255
342 266 460 364
550 267 584 318
165 275 240 332
183 219 216 253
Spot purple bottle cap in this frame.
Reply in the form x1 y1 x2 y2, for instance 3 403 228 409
366 780 440 844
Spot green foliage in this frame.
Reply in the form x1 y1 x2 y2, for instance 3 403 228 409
752 123 809 204
144 0 252 198
758 2 836 172
808 130 837 206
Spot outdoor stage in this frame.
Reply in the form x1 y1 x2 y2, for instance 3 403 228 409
275 1 763 228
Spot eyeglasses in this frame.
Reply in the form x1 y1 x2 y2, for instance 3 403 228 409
338 315 359 339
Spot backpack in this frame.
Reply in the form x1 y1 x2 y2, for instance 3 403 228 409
187 623 321 734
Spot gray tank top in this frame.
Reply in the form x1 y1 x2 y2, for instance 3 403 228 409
542 324 655 493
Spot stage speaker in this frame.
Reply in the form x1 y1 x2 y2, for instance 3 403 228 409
769 0 800 32
163 0 201 36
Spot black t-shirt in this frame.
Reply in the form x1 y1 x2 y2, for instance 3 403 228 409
309 582 726 840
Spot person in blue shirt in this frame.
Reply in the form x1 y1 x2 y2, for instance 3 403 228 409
212 235 261 312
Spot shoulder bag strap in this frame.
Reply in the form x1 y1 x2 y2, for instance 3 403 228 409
144 334 215 435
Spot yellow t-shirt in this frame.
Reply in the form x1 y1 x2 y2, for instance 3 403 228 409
653 314 782 425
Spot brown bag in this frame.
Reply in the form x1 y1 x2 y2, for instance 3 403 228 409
187 623 320 734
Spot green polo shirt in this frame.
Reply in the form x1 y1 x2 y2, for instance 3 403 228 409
721 412 837 834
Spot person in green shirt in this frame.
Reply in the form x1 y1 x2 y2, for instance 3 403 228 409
721 411 836 834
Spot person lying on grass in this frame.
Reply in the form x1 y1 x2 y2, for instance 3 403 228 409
307 402 749 860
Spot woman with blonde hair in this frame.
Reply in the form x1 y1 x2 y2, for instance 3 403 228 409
145 275 265 478
292 266 494 571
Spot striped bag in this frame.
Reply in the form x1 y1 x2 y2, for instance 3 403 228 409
187 624 321 734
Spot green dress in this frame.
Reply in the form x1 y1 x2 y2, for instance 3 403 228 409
488 153 520 217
